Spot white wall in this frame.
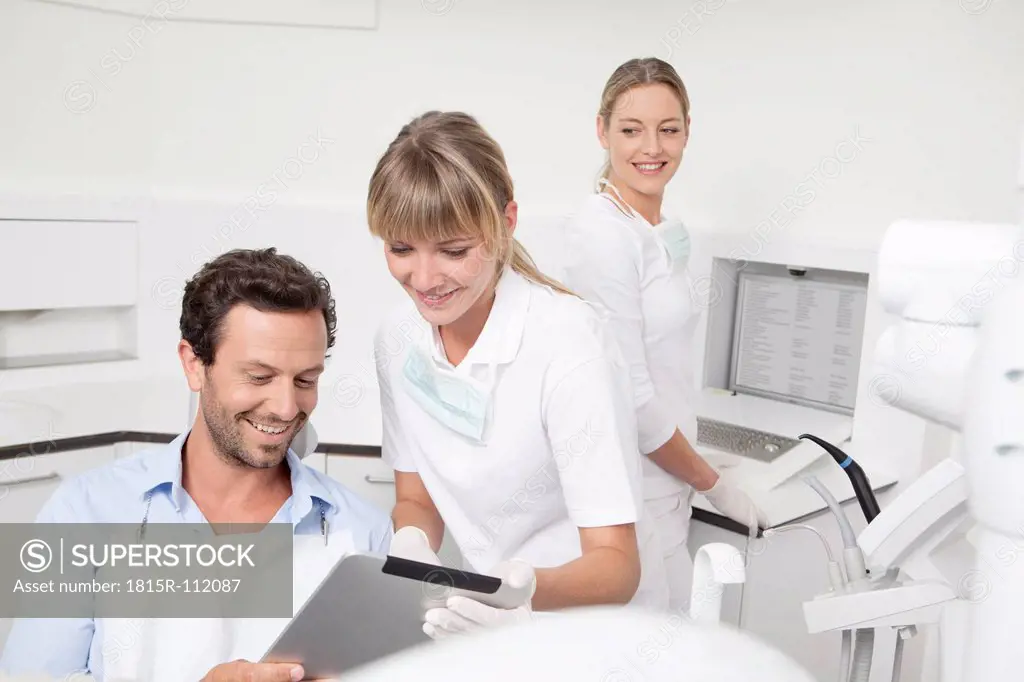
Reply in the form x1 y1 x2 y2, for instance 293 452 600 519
3 0 1023 217
1 0 1023 443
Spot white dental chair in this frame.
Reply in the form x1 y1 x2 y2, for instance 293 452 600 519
345 606 814 682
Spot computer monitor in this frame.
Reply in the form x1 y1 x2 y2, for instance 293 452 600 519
727 263 869 416
691 236 908 492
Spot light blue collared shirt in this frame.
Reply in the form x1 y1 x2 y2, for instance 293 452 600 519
0 432 393 679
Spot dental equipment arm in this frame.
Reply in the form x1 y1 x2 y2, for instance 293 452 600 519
802 475 862 580
764 523 846 591
801 476 857 549
799 217 1024 682
799 434 880 523
764 522 851 682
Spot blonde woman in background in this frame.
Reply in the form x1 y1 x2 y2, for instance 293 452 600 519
370 110 671 637
562 58 768 612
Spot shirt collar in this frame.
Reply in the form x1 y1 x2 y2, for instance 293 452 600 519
427 266 531 368
138 432 186 505
140 430 337 523
283 446 338 523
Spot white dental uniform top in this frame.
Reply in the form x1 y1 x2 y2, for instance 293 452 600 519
375 267 667 609
562 193 701 500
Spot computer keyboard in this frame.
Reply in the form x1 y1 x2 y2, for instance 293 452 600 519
696 417 802 463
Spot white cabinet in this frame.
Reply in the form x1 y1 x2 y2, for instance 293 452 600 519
326 454 398 515
0 445 115 648
0 446 115 523
325 454 465 568
0 221 137 312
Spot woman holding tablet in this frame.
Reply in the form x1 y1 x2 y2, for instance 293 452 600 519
369 110 669 638
562 57 767 611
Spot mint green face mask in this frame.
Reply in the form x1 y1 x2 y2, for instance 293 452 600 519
598 179 691 270
655 219 692 269
401 344 496 443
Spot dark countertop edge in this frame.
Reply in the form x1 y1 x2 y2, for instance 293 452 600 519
0 431 747 535
691 507 752 536
0 431 384 459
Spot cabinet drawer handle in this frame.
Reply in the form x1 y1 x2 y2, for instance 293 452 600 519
3 471 61 487
364 474 395 485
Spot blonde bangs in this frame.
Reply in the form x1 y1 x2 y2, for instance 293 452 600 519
366 110 571 295
368 146 503 250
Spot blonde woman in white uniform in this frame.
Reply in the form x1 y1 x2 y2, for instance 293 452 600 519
563 58 767 612
369 110 670 637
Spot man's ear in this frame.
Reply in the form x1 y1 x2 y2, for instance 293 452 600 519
178 340 205 393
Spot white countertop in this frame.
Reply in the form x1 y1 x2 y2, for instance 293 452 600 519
0 378 900 528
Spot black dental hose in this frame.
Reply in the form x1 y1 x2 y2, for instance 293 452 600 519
799 433 881 523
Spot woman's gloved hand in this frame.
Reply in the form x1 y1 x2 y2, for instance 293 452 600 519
699 474 769 537
388 526 449 610
388 526 442 565
422 559 536 640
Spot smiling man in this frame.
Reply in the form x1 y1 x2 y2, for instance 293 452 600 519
0 248 393 682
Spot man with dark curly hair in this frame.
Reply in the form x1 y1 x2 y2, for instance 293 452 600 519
1 248 393 682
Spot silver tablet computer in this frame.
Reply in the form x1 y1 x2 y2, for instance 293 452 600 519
261 553 530 678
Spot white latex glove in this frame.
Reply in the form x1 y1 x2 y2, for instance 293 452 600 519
700 475 768 537
422 559 536 641
388 526 442 565
389 526 460 611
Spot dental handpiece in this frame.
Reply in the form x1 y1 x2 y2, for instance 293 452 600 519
799 433 881 523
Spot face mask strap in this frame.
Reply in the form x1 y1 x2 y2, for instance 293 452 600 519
597 179 639 220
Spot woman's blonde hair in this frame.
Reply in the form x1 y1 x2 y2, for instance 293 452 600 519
597 57 691 183
367 111 573 296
